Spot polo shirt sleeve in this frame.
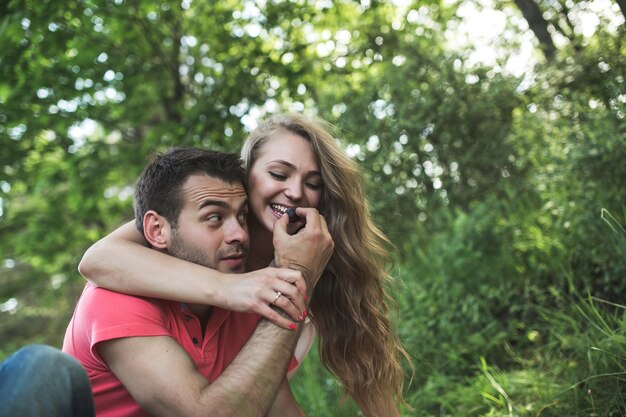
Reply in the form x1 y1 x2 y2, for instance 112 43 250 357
74 284 171 361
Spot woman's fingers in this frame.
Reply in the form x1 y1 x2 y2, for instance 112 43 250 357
228 268 308 326
270 282 307 320
256 303 298 331
275 268 307 301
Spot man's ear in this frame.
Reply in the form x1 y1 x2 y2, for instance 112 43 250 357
143 210 171 250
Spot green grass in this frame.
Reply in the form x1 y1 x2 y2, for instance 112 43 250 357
422 296 625 416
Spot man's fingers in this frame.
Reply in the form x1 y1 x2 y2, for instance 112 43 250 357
320 213 329 232
294 207 320 229
273 212 290 234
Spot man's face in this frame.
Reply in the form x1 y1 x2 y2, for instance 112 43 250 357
168 174 249 274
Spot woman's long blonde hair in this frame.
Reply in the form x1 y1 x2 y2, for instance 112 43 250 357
241 113 410 415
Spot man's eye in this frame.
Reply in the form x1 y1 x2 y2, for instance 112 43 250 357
206 214 222 222
269 172 286 180
238 211 248 223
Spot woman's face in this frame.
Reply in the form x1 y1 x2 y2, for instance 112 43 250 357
247 131 323 232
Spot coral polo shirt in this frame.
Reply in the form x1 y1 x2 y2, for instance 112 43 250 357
62 284 297 417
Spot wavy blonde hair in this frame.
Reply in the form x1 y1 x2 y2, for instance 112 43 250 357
241 113 410 415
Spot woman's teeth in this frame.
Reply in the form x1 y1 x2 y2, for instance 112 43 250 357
270 204 289 215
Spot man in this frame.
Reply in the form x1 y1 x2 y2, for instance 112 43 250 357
63 147 332 417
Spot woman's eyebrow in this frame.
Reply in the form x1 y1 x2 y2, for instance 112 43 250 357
267 159 295 169
268 160 321 176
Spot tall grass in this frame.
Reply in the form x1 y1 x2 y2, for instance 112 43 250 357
394 294 625 417
398 209 626 416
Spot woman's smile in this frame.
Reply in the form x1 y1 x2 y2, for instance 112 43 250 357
247 131 323 233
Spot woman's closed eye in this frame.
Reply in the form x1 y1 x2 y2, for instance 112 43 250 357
305 181 323 190
269 171 287 181
269 170 322 190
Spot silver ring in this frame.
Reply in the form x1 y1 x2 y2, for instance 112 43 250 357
272 291 282 305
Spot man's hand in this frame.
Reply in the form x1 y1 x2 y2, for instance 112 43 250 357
219 267 308 329
273 208 334 294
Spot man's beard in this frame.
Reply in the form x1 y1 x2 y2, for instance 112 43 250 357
169 227 247 272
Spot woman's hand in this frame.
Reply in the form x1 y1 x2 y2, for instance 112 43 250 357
218 267 308 330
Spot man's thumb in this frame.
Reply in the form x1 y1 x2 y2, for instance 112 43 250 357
273 212 289 235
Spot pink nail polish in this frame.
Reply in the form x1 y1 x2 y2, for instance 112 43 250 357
289 323 297 330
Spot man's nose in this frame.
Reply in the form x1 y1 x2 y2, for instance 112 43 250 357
225 219 248 244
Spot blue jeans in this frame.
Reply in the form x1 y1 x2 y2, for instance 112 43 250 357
0 344 94 417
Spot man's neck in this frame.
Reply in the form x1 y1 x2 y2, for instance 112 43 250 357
247 217 274 271
187 304 212 329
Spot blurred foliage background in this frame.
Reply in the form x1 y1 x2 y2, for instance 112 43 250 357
1 0 625 415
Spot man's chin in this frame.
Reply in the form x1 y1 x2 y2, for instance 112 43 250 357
219 258 247 273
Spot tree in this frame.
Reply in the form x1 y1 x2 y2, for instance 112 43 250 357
1 0 625 415
512 0 556 58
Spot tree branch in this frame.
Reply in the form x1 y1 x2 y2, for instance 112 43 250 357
512 0 557 59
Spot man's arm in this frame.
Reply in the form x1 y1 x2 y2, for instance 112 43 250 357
99 209 333 417
99 323 300 417
265 379 305 417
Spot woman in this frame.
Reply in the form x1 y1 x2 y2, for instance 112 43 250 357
80 113 409 416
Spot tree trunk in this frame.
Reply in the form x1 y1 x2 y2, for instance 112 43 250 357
512 0 557 59
615 0 626 21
